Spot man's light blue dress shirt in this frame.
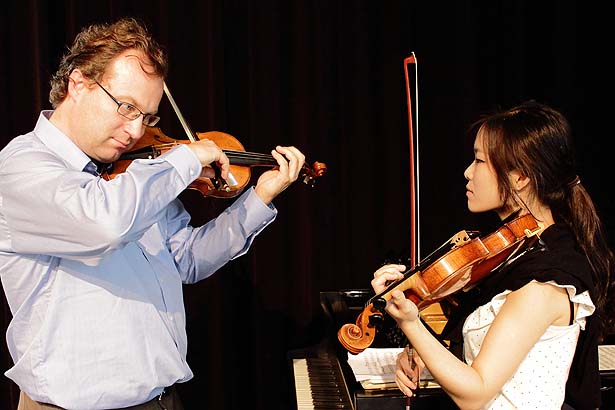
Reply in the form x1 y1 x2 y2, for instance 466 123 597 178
0 111 276 409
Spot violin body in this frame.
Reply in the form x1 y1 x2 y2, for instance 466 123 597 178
338 213 542 354
107 127 327 198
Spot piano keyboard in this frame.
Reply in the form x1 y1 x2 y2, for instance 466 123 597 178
292 356 354 409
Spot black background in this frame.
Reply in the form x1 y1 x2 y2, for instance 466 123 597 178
1 1 613 409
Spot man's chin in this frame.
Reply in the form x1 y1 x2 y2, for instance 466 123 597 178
105 148 127 163
93 154 119 165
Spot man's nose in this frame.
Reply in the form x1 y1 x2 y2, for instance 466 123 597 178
126 117 145 139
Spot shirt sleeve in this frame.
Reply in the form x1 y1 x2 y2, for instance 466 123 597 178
165 187 277 283
0 143 202 260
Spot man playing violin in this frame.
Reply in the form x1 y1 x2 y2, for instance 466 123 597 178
372 101 615 410
0 17 304 410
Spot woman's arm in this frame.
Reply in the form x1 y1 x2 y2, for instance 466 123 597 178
374 266 570 409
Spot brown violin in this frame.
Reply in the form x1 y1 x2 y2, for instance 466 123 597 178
106 126 327 198
337 213 543 354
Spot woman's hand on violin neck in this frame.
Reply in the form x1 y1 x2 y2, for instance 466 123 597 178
254 146 305 204
372 265 420 325
187 138 230 179
371 264 406 293
387 289 420 327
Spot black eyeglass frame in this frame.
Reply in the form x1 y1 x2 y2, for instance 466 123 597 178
94 80 160 127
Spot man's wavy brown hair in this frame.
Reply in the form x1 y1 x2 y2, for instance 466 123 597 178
49 17 168 108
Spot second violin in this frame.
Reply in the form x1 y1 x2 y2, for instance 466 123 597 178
337 213 543 354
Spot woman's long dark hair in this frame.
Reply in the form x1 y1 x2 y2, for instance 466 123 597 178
473 100 615 336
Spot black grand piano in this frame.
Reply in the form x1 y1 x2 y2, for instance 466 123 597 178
288 290 456 410
288 290 615 410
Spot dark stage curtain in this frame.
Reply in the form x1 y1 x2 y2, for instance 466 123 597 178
1 1 612 409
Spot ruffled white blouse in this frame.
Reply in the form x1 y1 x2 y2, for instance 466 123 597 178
462 280 595 409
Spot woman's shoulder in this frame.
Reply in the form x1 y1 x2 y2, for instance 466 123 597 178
503 224 593 291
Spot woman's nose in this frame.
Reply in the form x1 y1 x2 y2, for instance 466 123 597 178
463 163 473 180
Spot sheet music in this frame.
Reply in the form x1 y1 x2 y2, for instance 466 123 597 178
346 347 438 390
599 345 615 371
347 348 402 383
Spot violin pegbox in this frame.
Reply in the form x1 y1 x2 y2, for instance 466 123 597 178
301 161 327 187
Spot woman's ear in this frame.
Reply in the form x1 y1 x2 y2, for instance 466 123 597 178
509 170 530 192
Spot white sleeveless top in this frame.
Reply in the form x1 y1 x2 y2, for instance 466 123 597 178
462 280 595 409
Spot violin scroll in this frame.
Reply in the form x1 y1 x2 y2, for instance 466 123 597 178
302 162 327 187
338 305 382 355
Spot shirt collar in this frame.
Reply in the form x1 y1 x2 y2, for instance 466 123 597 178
34 110 92 173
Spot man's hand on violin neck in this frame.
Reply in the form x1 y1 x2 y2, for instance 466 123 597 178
187 139 230 179
254 145 305 205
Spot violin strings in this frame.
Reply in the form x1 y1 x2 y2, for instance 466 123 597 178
151 143 274 160
224 150 273 158
149 143 303 166
224 151 277 163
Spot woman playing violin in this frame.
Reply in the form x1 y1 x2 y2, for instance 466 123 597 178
372 101 615 410
0 17 304 410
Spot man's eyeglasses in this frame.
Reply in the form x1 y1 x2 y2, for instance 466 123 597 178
94 81 160 127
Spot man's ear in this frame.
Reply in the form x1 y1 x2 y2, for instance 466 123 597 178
66 69 88 99
510 170 530 191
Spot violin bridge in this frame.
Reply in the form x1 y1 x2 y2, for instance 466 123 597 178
450 230 474 248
